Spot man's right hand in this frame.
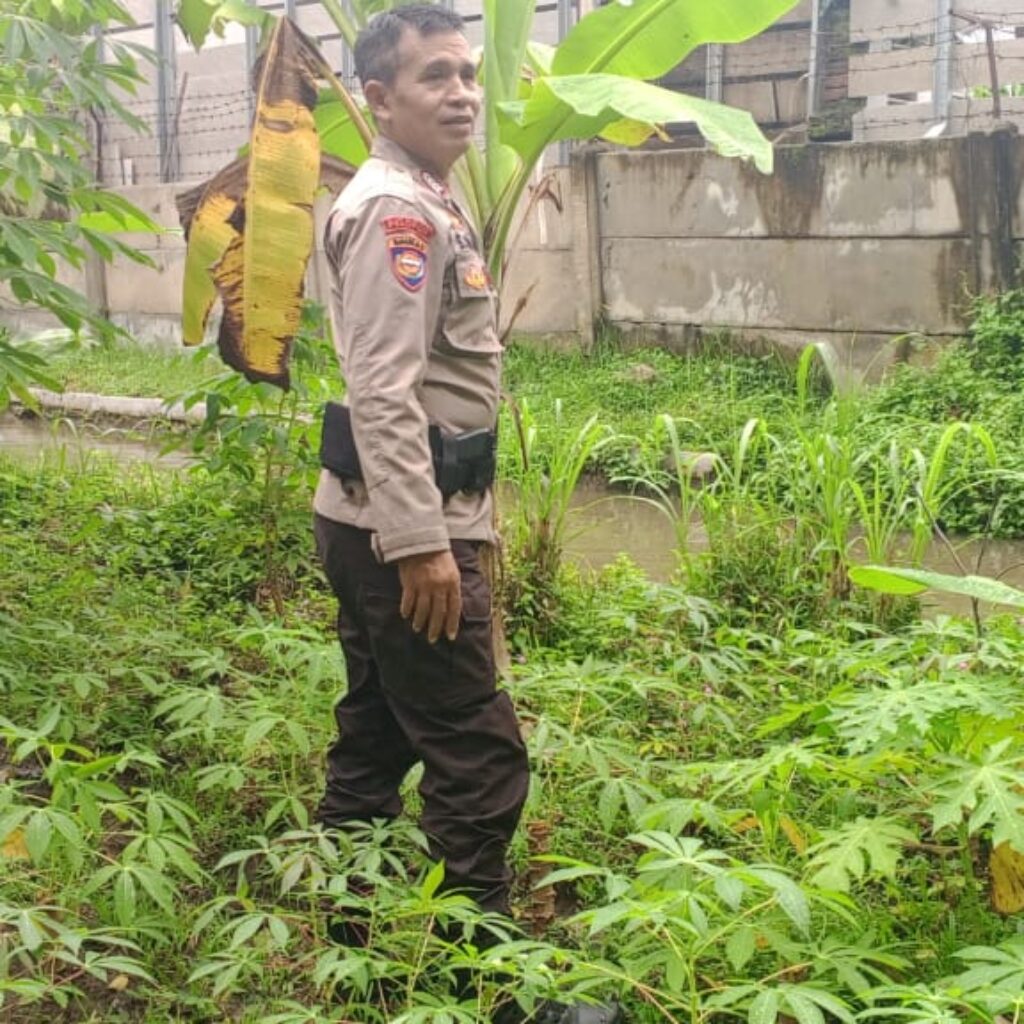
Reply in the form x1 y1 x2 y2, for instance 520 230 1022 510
398 549 462 644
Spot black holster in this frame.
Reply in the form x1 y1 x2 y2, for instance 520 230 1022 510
319 401 496 500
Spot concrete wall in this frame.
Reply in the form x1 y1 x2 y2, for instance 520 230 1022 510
586 131 1023 371
4 133 1022 370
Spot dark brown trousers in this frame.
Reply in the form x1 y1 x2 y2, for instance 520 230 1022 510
313 515 529 914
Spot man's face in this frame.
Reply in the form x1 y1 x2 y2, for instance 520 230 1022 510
367 27 481 177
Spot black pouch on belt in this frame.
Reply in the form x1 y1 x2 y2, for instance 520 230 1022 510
319 402 363 482
320 401 496 498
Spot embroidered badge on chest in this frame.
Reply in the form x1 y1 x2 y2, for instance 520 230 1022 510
463 262 489 291
381 216 435 293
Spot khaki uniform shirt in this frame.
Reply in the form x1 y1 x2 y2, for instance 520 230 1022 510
313 136 502 563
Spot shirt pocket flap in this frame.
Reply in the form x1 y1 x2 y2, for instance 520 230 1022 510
439 254 502 357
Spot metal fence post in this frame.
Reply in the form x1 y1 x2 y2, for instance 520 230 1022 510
933 0 952 122
807 0 823 118
706 44 724 103
557 0 574 164
245 23 259 125
154 0 179 182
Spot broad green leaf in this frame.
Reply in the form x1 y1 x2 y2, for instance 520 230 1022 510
727 925 757 971
482 0 535 206
553 0 801 79
953 940 1024 1000
176 0 219 50
17 911 47 952
77 210 166 234
421 859 446 900
805 817 914 893
746 867 810 934
850 564 1024 607
177 0 271 49
314 91 371 167
930 740 1024 851
525 41 555 76
24 811 53 863
784 990 825 1024
749 989 780 1024
499 74 773 173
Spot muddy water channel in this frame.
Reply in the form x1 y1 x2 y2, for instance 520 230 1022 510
5 414 1024 619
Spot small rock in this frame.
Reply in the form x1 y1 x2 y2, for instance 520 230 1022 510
622 362 658 384
662 450 717 486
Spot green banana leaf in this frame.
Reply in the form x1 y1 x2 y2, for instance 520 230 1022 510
553 0 802 79
314 89 372 167
849 565 1024 609
499 74 774 173
482 0 536 208
177 0 271 50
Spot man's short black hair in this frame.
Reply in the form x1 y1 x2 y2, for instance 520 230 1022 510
354 5 465 87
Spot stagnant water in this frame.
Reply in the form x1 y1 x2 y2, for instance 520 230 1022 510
5 415 1024 618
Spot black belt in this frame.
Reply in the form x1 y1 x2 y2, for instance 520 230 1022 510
319 401 497 499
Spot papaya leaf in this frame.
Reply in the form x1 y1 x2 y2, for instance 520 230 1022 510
805 817 914 892
929 740 1024 852
952 940 1024 1001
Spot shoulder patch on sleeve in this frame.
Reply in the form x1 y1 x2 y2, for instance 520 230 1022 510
381 216 434 293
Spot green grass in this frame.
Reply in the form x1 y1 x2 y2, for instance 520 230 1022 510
2 440 1023 1022
45 340 219 398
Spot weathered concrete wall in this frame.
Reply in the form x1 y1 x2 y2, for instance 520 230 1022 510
592 131 1023 360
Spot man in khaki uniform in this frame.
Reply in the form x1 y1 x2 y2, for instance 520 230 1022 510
314 5 525 919
314 10 621 1023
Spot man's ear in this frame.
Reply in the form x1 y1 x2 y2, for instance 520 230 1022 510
364 81 389 125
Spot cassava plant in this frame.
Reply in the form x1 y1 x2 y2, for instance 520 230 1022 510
174 0 800 387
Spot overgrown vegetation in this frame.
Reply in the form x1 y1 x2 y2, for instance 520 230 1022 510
6 292 1024 1020
3 442 1024 1021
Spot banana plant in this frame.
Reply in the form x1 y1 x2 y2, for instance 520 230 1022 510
176 0 799 387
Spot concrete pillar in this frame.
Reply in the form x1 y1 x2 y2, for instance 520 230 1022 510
960 129 1021 294
569 149 604 350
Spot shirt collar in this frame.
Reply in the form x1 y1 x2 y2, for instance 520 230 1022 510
372 135 439 177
